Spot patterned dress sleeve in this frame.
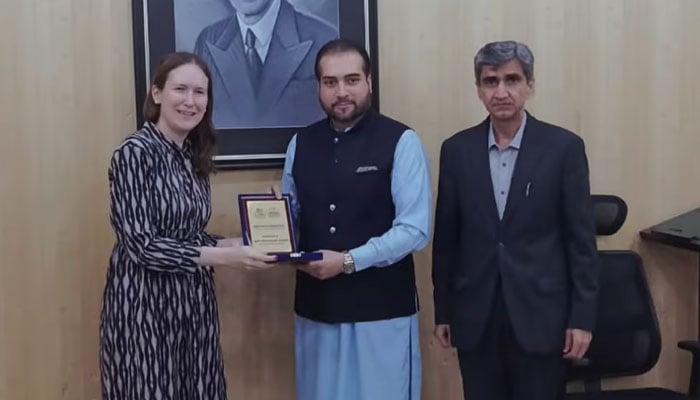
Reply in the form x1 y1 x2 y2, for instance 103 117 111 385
109 142 202 273
197 232 222 247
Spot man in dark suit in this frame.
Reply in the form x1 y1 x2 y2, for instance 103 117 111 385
432 41 599 400
194 0 337 128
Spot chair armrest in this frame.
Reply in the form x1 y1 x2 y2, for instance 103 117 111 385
678 340 700 397
679 341 700 354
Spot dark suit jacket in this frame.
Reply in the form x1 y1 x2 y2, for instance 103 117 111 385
432 113 599 355
194 0 337 128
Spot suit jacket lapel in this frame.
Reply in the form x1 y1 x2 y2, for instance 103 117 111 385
468 119 501 223
257 0 313 106
206 18 256 100
501 113 545 223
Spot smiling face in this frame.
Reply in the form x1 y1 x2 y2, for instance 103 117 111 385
317 51 372 131
477 59 534 123
151 62 209 139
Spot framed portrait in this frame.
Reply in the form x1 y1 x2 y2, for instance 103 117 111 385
132 0 380 169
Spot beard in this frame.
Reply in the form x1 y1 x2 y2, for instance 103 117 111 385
322 93 372 128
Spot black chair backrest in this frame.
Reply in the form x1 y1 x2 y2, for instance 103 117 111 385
592 194 628 236
567 195 662 382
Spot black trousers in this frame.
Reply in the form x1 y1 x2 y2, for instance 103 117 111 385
457 292 565 400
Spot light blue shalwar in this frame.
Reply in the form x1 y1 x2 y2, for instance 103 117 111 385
282 128 432 400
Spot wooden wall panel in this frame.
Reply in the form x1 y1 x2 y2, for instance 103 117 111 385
0 1 135 399
0 0 698 398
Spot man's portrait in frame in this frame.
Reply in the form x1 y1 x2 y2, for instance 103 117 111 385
132 0 378 168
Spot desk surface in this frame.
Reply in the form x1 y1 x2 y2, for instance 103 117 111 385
640 228 700 252
640 207 700 253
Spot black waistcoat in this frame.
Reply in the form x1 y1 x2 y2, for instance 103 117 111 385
292 111 417 322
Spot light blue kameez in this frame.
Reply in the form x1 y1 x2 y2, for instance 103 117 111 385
282 129 432 400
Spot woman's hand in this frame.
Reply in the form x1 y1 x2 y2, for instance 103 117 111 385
223 246 276 270
198 246 277 270
216 237 244 248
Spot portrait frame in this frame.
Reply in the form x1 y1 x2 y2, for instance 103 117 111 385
131 0 380 169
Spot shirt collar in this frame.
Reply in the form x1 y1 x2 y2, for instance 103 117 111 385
488 113 527 150
144 121 192 155
235 0 280 54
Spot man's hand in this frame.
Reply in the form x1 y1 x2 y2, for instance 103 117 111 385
563 328 592 359
270 184 283 199
297 250 344 280
433 324 452 348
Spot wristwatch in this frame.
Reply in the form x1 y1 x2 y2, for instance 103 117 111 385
342 251 356 274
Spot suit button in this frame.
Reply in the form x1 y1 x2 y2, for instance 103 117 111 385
329 204 336 211
334 137 339 143
498 242 504 247
330 226 336 234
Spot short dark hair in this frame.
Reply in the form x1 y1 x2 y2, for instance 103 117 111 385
143 52 216 177
474 41 535 84
314 39 371 80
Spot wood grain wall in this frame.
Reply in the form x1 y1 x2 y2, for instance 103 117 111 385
1 0 698 399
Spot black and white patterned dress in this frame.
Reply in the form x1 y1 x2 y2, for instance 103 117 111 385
100 122 226 400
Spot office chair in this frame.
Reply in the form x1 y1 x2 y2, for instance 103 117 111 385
565 194 700 399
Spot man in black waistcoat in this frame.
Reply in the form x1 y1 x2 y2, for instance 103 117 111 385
432 40 599 400
279 39 432 400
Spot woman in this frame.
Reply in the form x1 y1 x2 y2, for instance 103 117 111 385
99 52 274 400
